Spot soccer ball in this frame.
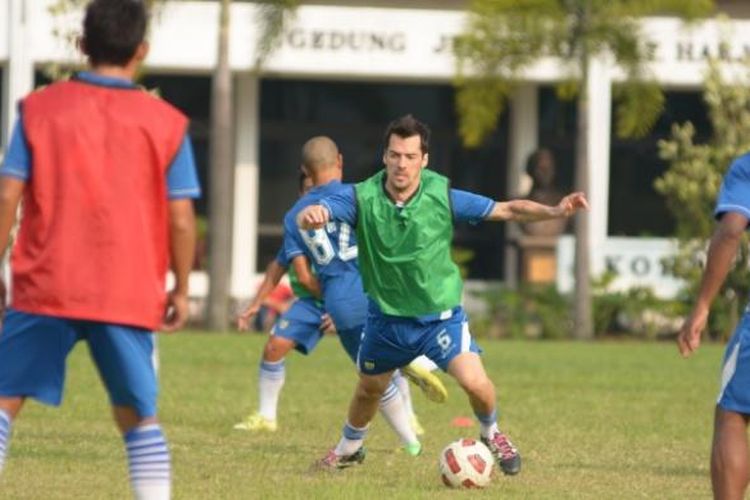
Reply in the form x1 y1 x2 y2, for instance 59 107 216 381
439 438 494 488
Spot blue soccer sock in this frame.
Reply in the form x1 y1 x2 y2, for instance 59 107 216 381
475 409 499 438
124 424 171 500
334 421 368 457
0 409 11 473
258 359 286 421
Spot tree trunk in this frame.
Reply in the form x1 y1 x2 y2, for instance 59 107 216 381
573 56 594 340
206 0 233 330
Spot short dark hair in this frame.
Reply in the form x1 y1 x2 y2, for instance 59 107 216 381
383 114 430 154
82 0 149 66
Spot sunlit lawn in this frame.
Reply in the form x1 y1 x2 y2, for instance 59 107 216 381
0 333 723 499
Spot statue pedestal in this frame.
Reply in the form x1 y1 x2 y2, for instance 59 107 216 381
517 235 558 284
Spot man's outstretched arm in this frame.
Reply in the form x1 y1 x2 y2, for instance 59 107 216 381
487 192 589 222
678 212 748 358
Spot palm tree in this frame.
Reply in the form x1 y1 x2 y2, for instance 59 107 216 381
206 0 298 330
455 0 713 339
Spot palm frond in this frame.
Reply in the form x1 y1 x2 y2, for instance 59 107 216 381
254 0 300 69
455 78 513 148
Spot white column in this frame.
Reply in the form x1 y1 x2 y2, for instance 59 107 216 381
230 73 260 298
585 56 612 276
2 0 33 147
504 84 538 287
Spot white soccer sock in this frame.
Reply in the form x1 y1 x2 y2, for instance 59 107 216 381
258 359 286 421
378 382 419 446
0 409 11 473
334 422 368 457
124 424 171 500
392 370 416 418
411 355 439 372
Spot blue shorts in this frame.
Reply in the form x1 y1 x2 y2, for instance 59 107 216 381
357 305 480 375
337 326 364 363
271 298 325 355
0 309 158 418
718 312 750 414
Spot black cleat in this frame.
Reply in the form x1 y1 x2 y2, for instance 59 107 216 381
482 432 521 475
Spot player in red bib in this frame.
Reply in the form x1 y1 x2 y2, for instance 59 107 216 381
0 1 200 498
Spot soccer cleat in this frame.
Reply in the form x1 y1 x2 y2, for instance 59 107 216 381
233 412 278 432
402 362 448 403
311 447 366 472
481 431 521 475
410 414 425 436
403 442 423 457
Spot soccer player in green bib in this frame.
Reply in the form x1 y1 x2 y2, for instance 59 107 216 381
299 115 588 473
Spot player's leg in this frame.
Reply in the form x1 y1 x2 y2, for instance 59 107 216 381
234 335 294 432
0 310 78 475
0 397 22 474
236 300 324 432
338 324 421 455
447 352 521 475
314 371 394 470
86 323 170 500
711 408 749 500
713 323 750 499
424 309 521 475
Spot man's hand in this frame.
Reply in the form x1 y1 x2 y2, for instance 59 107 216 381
161 290 189 333
237 303 261 331
320 313 336 335
297 205 330 230
555 192 589 217
677 306 709 358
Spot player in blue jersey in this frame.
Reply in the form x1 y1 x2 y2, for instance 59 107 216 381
234 174 332 432
299 115 587 473
283 136 452 456
678 151 750 500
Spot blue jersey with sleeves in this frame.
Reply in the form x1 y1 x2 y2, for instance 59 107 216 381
1 72 201 200
320 183 495 226
716 152 750 223
281 180 367 331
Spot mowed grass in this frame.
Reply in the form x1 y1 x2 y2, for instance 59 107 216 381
0 333 724 499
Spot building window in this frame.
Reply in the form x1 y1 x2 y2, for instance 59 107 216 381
608 90 711 236
537 86 577 205
538 87 712 238
259 78 509 279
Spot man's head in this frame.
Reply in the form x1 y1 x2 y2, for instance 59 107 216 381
382 115 430 195
526 148 556 188
80 0 149 68
300 136 342 183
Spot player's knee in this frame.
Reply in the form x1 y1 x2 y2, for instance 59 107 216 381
356 375 389 401
458 371 493 396
263 338 292 362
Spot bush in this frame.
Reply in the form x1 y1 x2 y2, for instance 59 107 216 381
474 275 687 340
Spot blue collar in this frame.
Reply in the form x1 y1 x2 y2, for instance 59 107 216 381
74 71 138 89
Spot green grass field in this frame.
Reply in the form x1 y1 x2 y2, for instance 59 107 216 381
0 333 725 499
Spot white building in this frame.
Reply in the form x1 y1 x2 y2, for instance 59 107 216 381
2 0 750 300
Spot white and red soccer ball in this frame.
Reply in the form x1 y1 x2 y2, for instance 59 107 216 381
439 438 495 488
